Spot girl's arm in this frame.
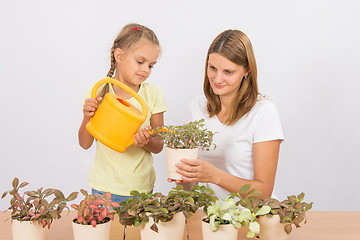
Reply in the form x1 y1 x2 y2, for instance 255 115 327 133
78 97 102 149
176 140 281 198
134 112 164 154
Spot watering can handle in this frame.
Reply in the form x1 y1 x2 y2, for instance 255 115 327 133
90 78 148 120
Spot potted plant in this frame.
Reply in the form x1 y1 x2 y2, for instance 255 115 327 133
236 185 313 240
116 184 217 240
202 185 271 240
1 177 78 240
71 189 120 240
150 119 216 180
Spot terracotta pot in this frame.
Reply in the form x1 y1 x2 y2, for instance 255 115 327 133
201 218 238 240
165 147 199 180
257 215 288 240
11 219 48 240
140 212 186 240
72 219 111 240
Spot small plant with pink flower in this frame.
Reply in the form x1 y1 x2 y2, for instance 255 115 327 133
71 189 120 227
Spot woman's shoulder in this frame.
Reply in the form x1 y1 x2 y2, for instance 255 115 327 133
250 95 280 118
254 95 277 109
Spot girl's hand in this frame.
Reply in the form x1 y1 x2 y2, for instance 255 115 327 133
175 158 218 183
134 126 152 148
83 97 103 119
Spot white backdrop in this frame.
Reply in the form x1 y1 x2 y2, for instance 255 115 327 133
1 0 359 211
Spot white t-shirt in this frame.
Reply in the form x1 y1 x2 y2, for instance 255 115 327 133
190 95 284 201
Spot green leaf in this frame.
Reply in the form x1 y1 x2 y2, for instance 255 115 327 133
246 230 255 238
280 216 292 223
255 205 271 216
222 213 232 221
220 199 235 210
249 221 260 234
130 190 140 196
246 189 261 198
239 184 250 195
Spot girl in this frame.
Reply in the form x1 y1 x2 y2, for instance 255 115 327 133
78 23 167 202
174 29 284 200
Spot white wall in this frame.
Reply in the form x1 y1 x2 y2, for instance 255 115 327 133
1 0 359 211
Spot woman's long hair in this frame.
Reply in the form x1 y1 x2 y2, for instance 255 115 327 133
204 30 259 126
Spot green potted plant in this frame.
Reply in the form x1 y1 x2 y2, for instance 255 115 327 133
71 189 120 240
1 177 78 240
150 119 216 180
236 185 313 240
202 185 271 240
116 184 217 240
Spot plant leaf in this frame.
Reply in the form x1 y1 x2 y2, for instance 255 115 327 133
239 184 250 195
12 178 19 189
284 224 292 234
67 192 79 201
249 221 260 234
255 205 271 216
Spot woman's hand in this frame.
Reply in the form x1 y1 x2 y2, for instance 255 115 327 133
134 126 152 148
83 97 103 119
175 158 218 184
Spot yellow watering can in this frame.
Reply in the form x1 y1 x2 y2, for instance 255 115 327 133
86 78 148 152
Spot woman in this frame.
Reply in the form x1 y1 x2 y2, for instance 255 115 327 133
173 29 284 200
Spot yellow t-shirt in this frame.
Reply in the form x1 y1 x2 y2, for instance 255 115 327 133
84 82 167 195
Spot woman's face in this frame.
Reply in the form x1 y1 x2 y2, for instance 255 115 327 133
207 53 249 99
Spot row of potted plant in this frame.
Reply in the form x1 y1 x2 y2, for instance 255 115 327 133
2 177 312 240
2 120 312 240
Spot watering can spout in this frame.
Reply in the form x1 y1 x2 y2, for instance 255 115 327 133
86 78 148 152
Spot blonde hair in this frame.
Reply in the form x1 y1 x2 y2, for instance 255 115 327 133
204 30 259 126
99 23 160 98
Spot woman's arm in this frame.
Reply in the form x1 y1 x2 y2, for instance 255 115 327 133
134 112 164 154
176 140 281 198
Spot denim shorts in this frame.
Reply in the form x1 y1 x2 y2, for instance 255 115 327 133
91 189 135 205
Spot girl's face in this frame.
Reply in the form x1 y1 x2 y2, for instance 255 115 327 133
207 53 249 99
115 38 160 89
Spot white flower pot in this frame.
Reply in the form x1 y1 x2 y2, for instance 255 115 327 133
257 215 288 240
140 212 186 240
72 219 111 240
165 147 198 180
201 218 238 240
11 219 48 240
